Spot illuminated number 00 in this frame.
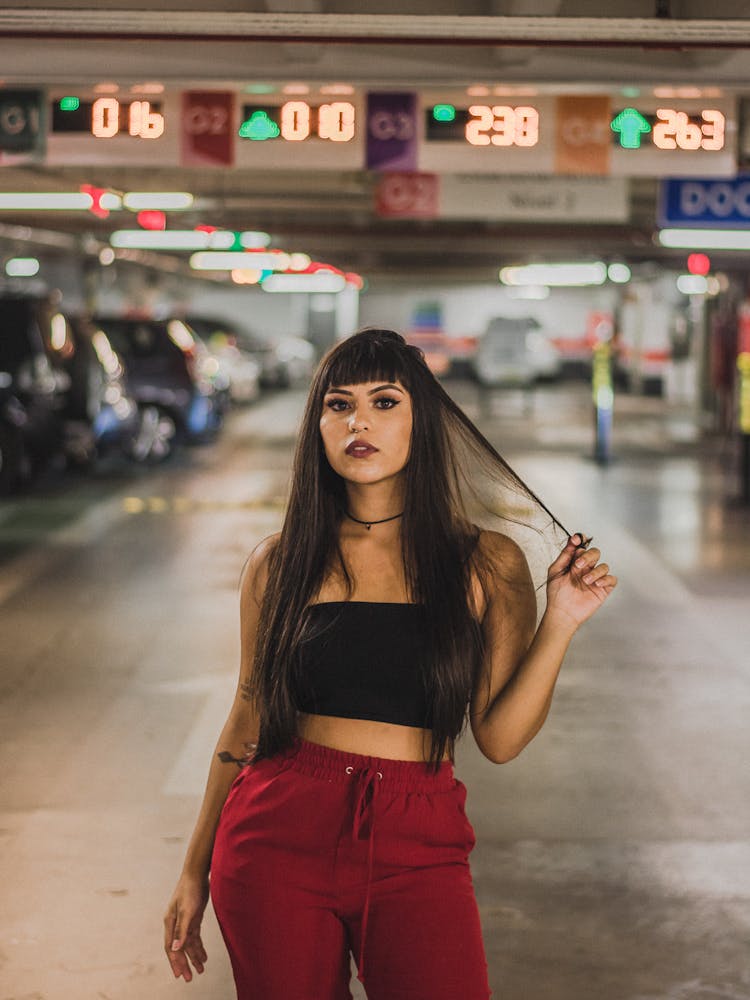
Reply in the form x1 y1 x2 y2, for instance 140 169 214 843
466 105 539 147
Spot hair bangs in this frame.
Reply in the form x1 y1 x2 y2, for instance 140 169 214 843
322 330 413 392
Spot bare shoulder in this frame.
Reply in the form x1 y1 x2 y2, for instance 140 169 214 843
239 531 282 607
471 529 534 619
476 529 531 579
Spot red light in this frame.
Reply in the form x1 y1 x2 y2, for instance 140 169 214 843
195 225 217 233
687 253 711 276
80 184 110 220
137 210 166 231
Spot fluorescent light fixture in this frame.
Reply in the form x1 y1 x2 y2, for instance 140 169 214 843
262 272 347 293
676 274 708 295
5 257 40 277
288 252 312 271
500 262 607 287
123 192 194 211
231 269 262 285
190 251 289 271
607 263 631 283
99 247 115 265
659 228 750 250
100 193 122 210
239 231 271 248
0 192 94 210
111 230 236 250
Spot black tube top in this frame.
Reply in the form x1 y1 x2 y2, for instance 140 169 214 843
292 601 431 729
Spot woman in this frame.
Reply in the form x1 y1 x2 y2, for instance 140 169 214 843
163 329 617 999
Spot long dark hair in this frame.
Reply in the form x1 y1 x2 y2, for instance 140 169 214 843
246 328 570 773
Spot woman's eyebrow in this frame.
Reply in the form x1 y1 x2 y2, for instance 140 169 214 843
326 384 404 396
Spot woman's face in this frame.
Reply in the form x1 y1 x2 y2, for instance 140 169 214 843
319 379 413 485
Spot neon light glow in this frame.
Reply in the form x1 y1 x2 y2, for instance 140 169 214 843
281 101 310 141
190 252 290 271
0 193 94 210
238 111 280 141
90 97 164 139
652 109 724 151
5 257 40 277
433 104 456 123
466 105 539 147
111 230 236 250
123 192 193 210
239 102 355 142
59 97 80 111
658 229 750 250
676 274 708 294
500 262 607 287
261 272 347 293
610 108 651 149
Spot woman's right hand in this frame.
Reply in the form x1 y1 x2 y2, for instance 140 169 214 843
164 872 210 982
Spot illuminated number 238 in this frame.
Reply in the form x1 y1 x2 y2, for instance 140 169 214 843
92 98 164 139
466 105 539 147
653 109 725 151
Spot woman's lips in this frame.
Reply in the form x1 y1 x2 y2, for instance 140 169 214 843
345 441 378 457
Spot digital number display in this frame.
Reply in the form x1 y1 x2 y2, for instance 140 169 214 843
51 98 164 139
239 102 355 142
610 107 725 151
426 105 539 147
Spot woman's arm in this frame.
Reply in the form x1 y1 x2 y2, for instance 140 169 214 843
469 531 616 764
163 532 278 981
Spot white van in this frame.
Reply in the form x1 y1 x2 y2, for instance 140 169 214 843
472 316 561 387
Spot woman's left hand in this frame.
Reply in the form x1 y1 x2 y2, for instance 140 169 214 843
544 534 618 631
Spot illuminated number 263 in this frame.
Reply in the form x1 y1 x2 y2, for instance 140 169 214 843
92 98 164 139
466 105 539 147
653 108 725 151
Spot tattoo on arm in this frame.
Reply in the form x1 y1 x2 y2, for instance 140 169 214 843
217 741 258 769
239 679 253 702
218 751 245 769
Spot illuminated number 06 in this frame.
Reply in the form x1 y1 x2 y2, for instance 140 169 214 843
92 97 164 139
466 105 539 147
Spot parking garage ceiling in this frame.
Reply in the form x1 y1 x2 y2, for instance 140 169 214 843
2 2 750 283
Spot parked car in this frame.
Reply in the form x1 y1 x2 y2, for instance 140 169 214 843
94 315 226 462
183 317 261 405
472 316 562 387
184 315 314 390
0 295 139 492
0 296 65 492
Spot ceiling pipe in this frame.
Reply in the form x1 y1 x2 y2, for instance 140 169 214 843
1 11 750 48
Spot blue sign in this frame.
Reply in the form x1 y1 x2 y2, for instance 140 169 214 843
366 92 417 172
659 176 750 228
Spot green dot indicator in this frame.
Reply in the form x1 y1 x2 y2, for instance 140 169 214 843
59 97 80 112
433 104 456 123
238 111 281 141
610 107 651 149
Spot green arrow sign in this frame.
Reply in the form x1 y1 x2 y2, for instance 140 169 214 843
610 107 651 149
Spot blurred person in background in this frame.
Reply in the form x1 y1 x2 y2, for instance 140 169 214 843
163 328 617 999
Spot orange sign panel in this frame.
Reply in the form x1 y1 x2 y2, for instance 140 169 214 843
555 96 612 176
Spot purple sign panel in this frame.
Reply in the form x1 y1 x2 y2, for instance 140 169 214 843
366 92 418 172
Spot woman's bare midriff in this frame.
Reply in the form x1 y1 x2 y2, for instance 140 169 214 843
296 712 451 762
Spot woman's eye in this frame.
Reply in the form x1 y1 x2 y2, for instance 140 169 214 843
325 398 349 411
374 397 399 409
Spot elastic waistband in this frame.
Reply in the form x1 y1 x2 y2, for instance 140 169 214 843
278 737 456 792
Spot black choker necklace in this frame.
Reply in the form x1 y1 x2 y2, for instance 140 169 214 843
345 510 404 530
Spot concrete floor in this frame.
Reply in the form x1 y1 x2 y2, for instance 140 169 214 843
1 381 749 1000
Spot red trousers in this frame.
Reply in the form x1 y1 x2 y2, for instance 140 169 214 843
210 736 491 999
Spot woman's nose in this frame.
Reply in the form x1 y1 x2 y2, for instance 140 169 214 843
348 411 368 431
